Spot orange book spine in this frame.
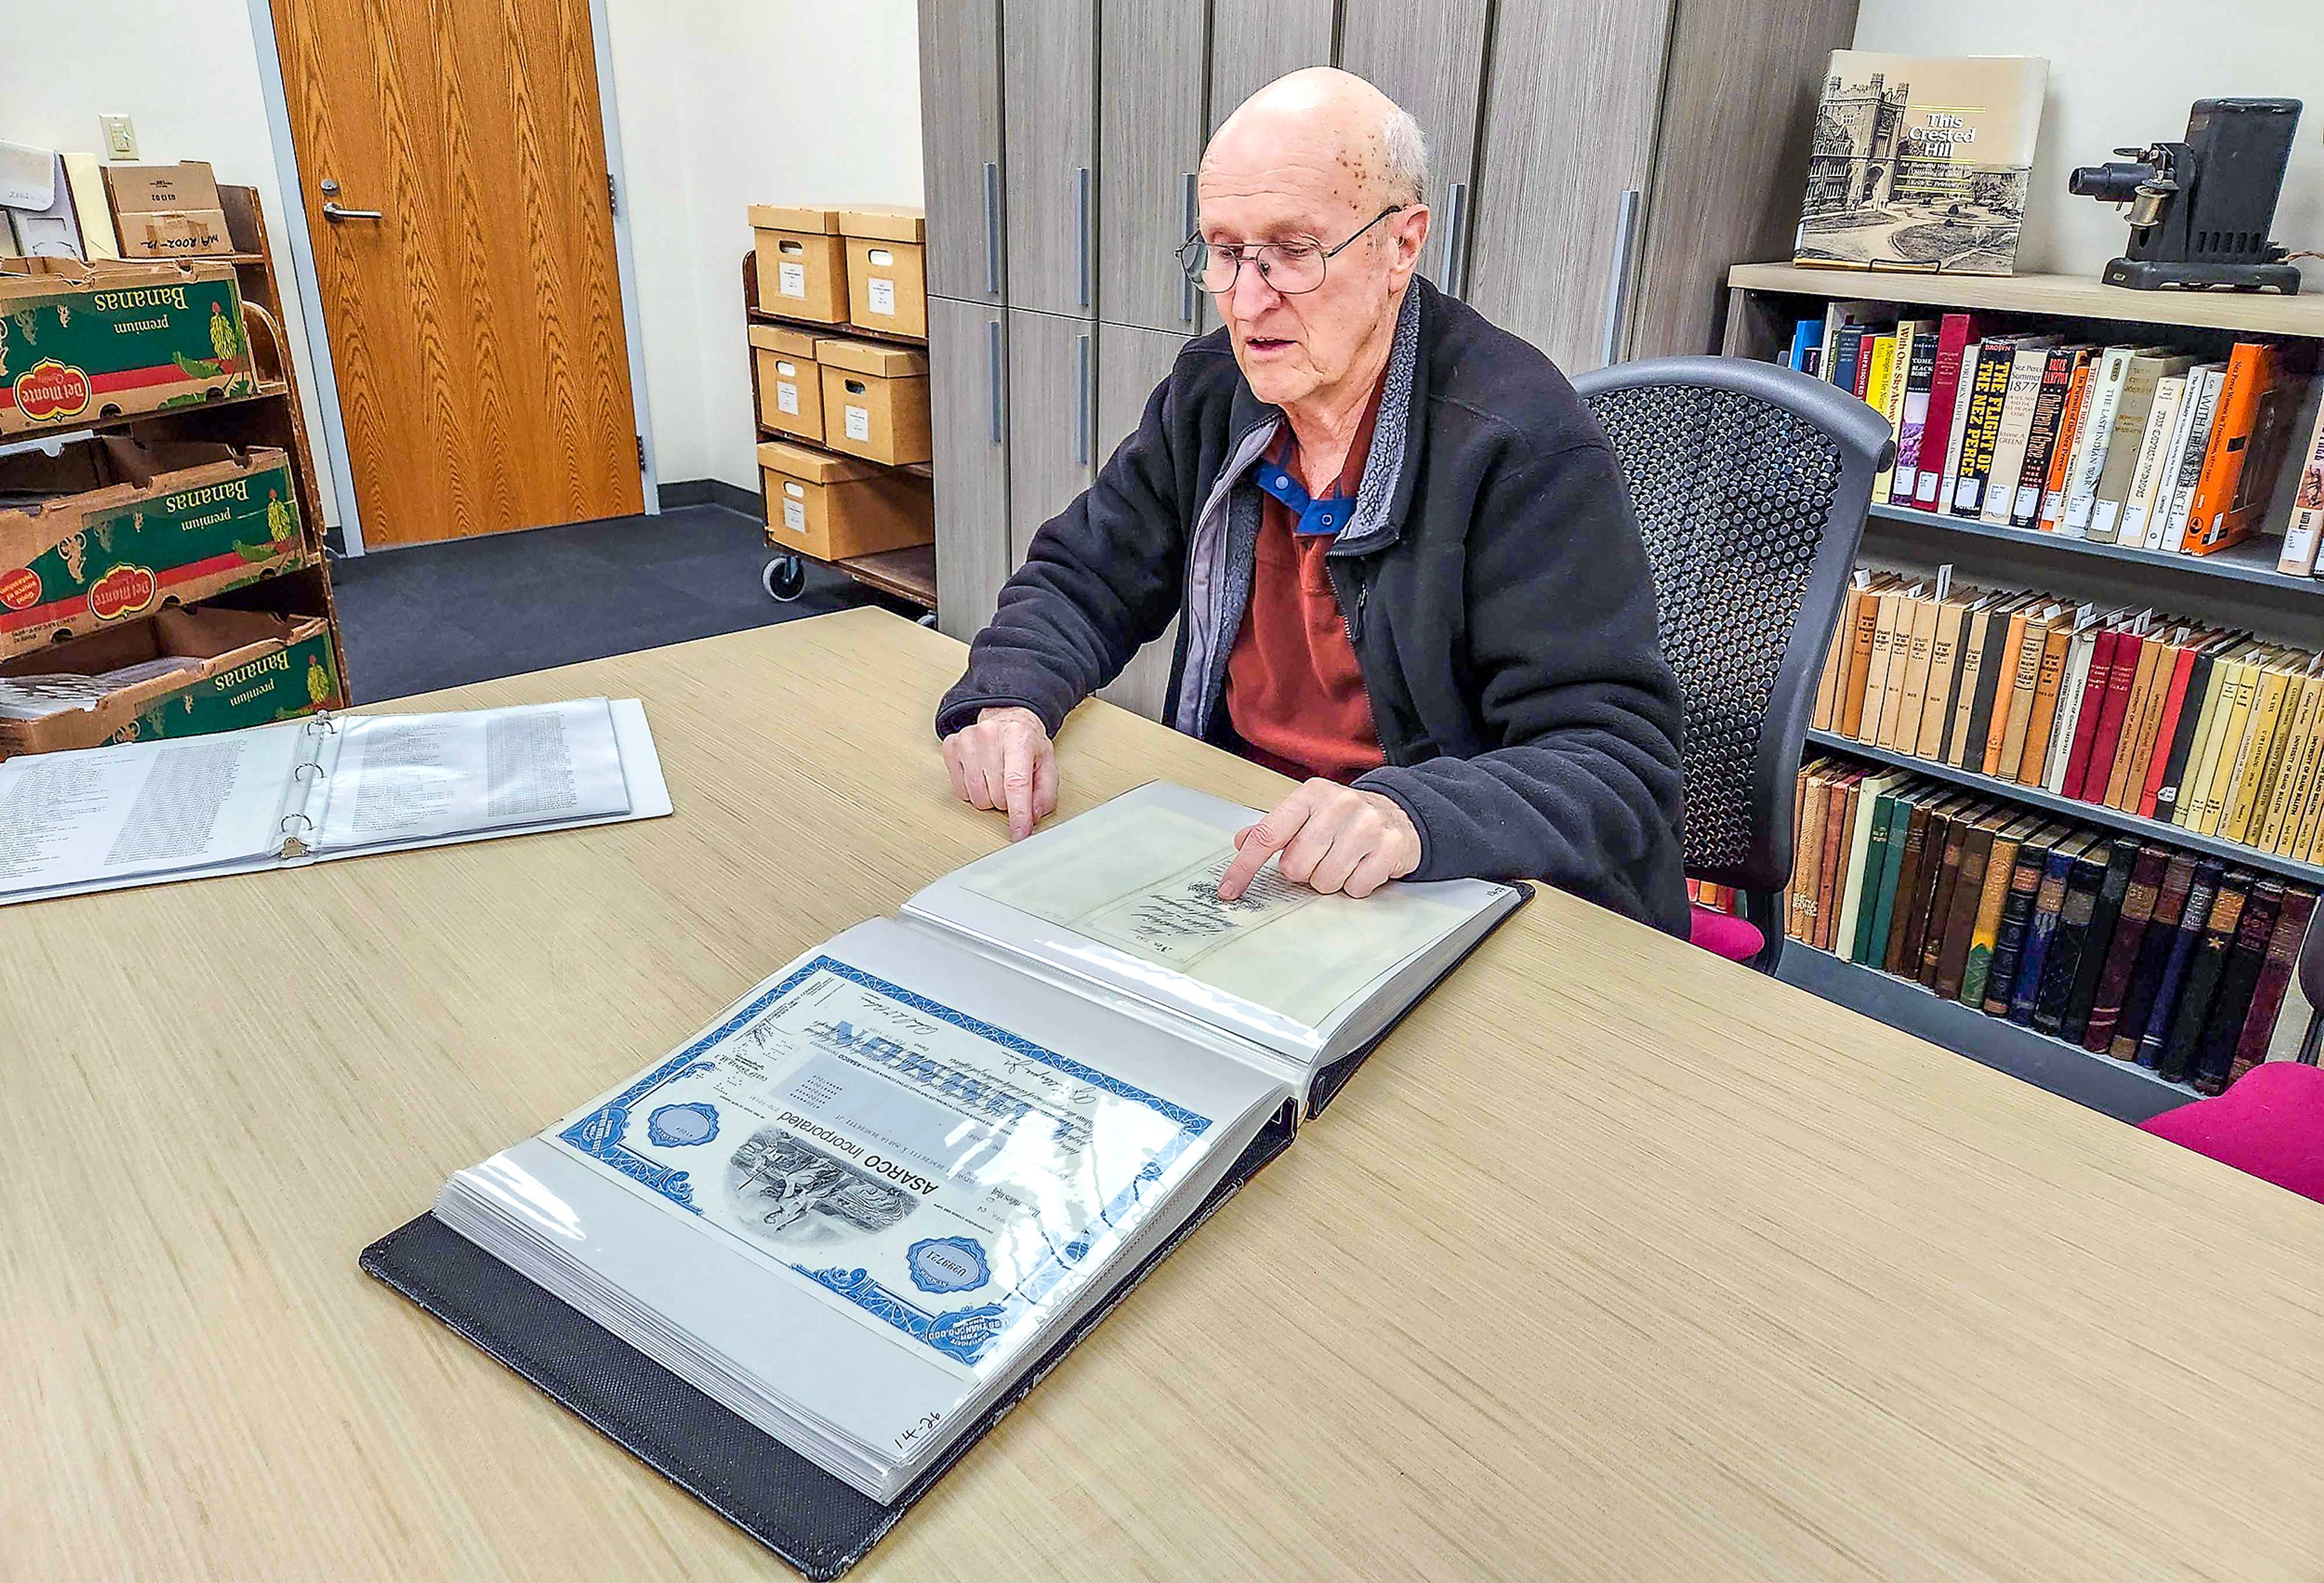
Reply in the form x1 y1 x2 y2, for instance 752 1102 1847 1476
2037 361 2093 531
2183 344 2263 554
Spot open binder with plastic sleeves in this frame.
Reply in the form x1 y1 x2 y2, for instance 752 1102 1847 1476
364 782 1526 1578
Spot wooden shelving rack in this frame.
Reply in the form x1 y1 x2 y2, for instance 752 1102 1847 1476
740 250 935 616
1726 262 2324 1121
1 184 352 708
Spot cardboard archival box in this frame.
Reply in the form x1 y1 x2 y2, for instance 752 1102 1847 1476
116 209 234 260
0 259 255 434
749 323 824 445
749 203 848 325
102 161 225 216
758 439 931 563
839 205 927 338
815 336 931 467
0 601 338 756
0 434 309 660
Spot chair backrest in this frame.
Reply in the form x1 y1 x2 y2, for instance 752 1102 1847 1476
1571 356 1892 894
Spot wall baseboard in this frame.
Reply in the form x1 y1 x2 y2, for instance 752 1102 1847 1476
659 478 764 518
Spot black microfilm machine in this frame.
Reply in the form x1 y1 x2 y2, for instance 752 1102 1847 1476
2068 97 2304 293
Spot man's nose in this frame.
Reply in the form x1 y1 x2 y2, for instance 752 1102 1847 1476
1226 257 1284 320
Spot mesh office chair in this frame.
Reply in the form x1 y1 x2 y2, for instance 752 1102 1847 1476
1572 356 1894 972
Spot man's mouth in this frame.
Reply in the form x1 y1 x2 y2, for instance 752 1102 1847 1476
1244 336 1296 355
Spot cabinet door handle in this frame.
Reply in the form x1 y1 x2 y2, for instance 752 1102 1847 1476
1598 187 1643 369
982 160 1001 297
1438 181 1470 300
986 316 1003 445
1074 332 1091 466
1180 171 1199 324
1075 166 1092 309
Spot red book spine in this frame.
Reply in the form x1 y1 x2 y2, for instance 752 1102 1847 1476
2061 629 2122 800
2138 646 2202 818
2229 885 2320 1082
2077 633 2144 805
1913 313 1975 509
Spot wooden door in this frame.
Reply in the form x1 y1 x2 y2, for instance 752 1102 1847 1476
1005 309 1094 568
1098 0 1209 335
271 0 641 546
1336 1 1492 295
930 296 1011 643
919 0 1006 304
1463 0 1676 372
1000 0 1096 318
1207 0 1334 132
1094 322 1189 720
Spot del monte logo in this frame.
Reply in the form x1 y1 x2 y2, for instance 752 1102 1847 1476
88 564 157 621
13 359 91 423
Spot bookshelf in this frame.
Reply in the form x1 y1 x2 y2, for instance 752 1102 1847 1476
1728 262 2323 1116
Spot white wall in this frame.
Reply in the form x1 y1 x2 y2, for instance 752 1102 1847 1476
0 0 340 522
0 0 924 533
602 0 924 493
1852 0 2324 287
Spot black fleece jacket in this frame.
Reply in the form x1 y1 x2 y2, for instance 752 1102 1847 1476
937 279 1690 937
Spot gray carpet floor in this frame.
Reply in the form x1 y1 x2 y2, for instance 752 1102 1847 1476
329 505 877 704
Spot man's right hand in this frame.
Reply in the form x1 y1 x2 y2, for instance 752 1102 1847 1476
941 706 1058 841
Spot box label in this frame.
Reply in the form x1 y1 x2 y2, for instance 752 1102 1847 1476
116 628 338 746
776 381 799 415
868 278 896 316
0 274 251 430
783 499 807 534
845 405 870 442
778 262 807 299
1 457 303 639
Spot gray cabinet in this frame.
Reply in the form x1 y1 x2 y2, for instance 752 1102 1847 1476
1462 0 1675 371
1098 0 1209 335
1094 322 1191 719
1005 308 1095 567
930 296 1009 643
1336 0 1490 295
1000 0 1096 318
917 0 1003 304
1206 0 1334 133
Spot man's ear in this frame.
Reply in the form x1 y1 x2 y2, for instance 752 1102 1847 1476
1385 204 1431 290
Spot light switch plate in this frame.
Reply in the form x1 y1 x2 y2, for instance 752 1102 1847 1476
99 114 138 160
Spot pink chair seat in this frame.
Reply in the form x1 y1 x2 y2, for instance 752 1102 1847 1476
1690 903 1765 963
2138 1061 2324 1204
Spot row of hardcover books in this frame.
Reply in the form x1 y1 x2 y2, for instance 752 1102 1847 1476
1789 750 2318 1095
1777 309 2324 574
1810 565 2324 864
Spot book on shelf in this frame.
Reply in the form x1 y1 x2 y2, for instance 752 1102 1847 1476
2089 352 2199 544
2154 867 2252 1081
2116 372 2191 549
2280 393 2324 575
2187 342 2315 556
2228 884 2320 1083
2082 844 2172 1052
2109 851 2204 1061
1785 318 1822 374
2030 837 2117 1034
380 782 1525 1510
1868 327 1907 497
0 698 670 906
2156 363 2227 552
2188 874 2280 1091
2011 831 2096 1024
1951 338 2026 517
2132 856 2229 1070
1915 313 1980 510
1979 338 2065 525
1972 817 2052 1011
2010 346 2087 528
1792 53 2047 276
2058 347 2139 538
1891 319 1942 503
2056 840 2141 1042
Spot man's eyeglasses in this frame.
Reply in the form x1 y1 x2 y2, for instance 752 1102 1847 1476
1175 205 1405 295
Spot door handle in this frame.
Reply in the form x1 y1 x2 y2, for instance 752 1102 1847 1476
1438 181 1470 299
1073 332 1091 467
986 317 1003 445
321 201 383 222
1598 187 1643 368
1179 171 1199 324
982 161 1001 297
1074 166 1092 309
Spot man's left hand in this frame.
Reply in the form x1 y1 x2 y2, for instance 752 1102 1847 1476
1216 779 1420 902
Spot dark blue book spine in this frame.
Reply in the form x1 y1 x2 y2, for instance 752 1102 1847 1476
2135 860 2227 1070
2008 847 2081 1024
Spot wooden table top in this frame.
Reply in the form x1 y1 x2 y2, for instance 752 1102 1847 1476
10 606 2324 1581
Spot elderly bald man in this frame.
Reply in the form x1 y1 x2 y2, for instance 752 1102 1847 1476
936 68 1687 935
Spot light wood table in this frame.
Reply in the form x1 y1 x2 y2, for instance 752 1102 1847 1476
9 606 2324 1580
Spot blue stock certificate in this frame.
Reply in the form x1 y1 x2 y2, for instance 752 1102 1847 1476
550 954 1214 1373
